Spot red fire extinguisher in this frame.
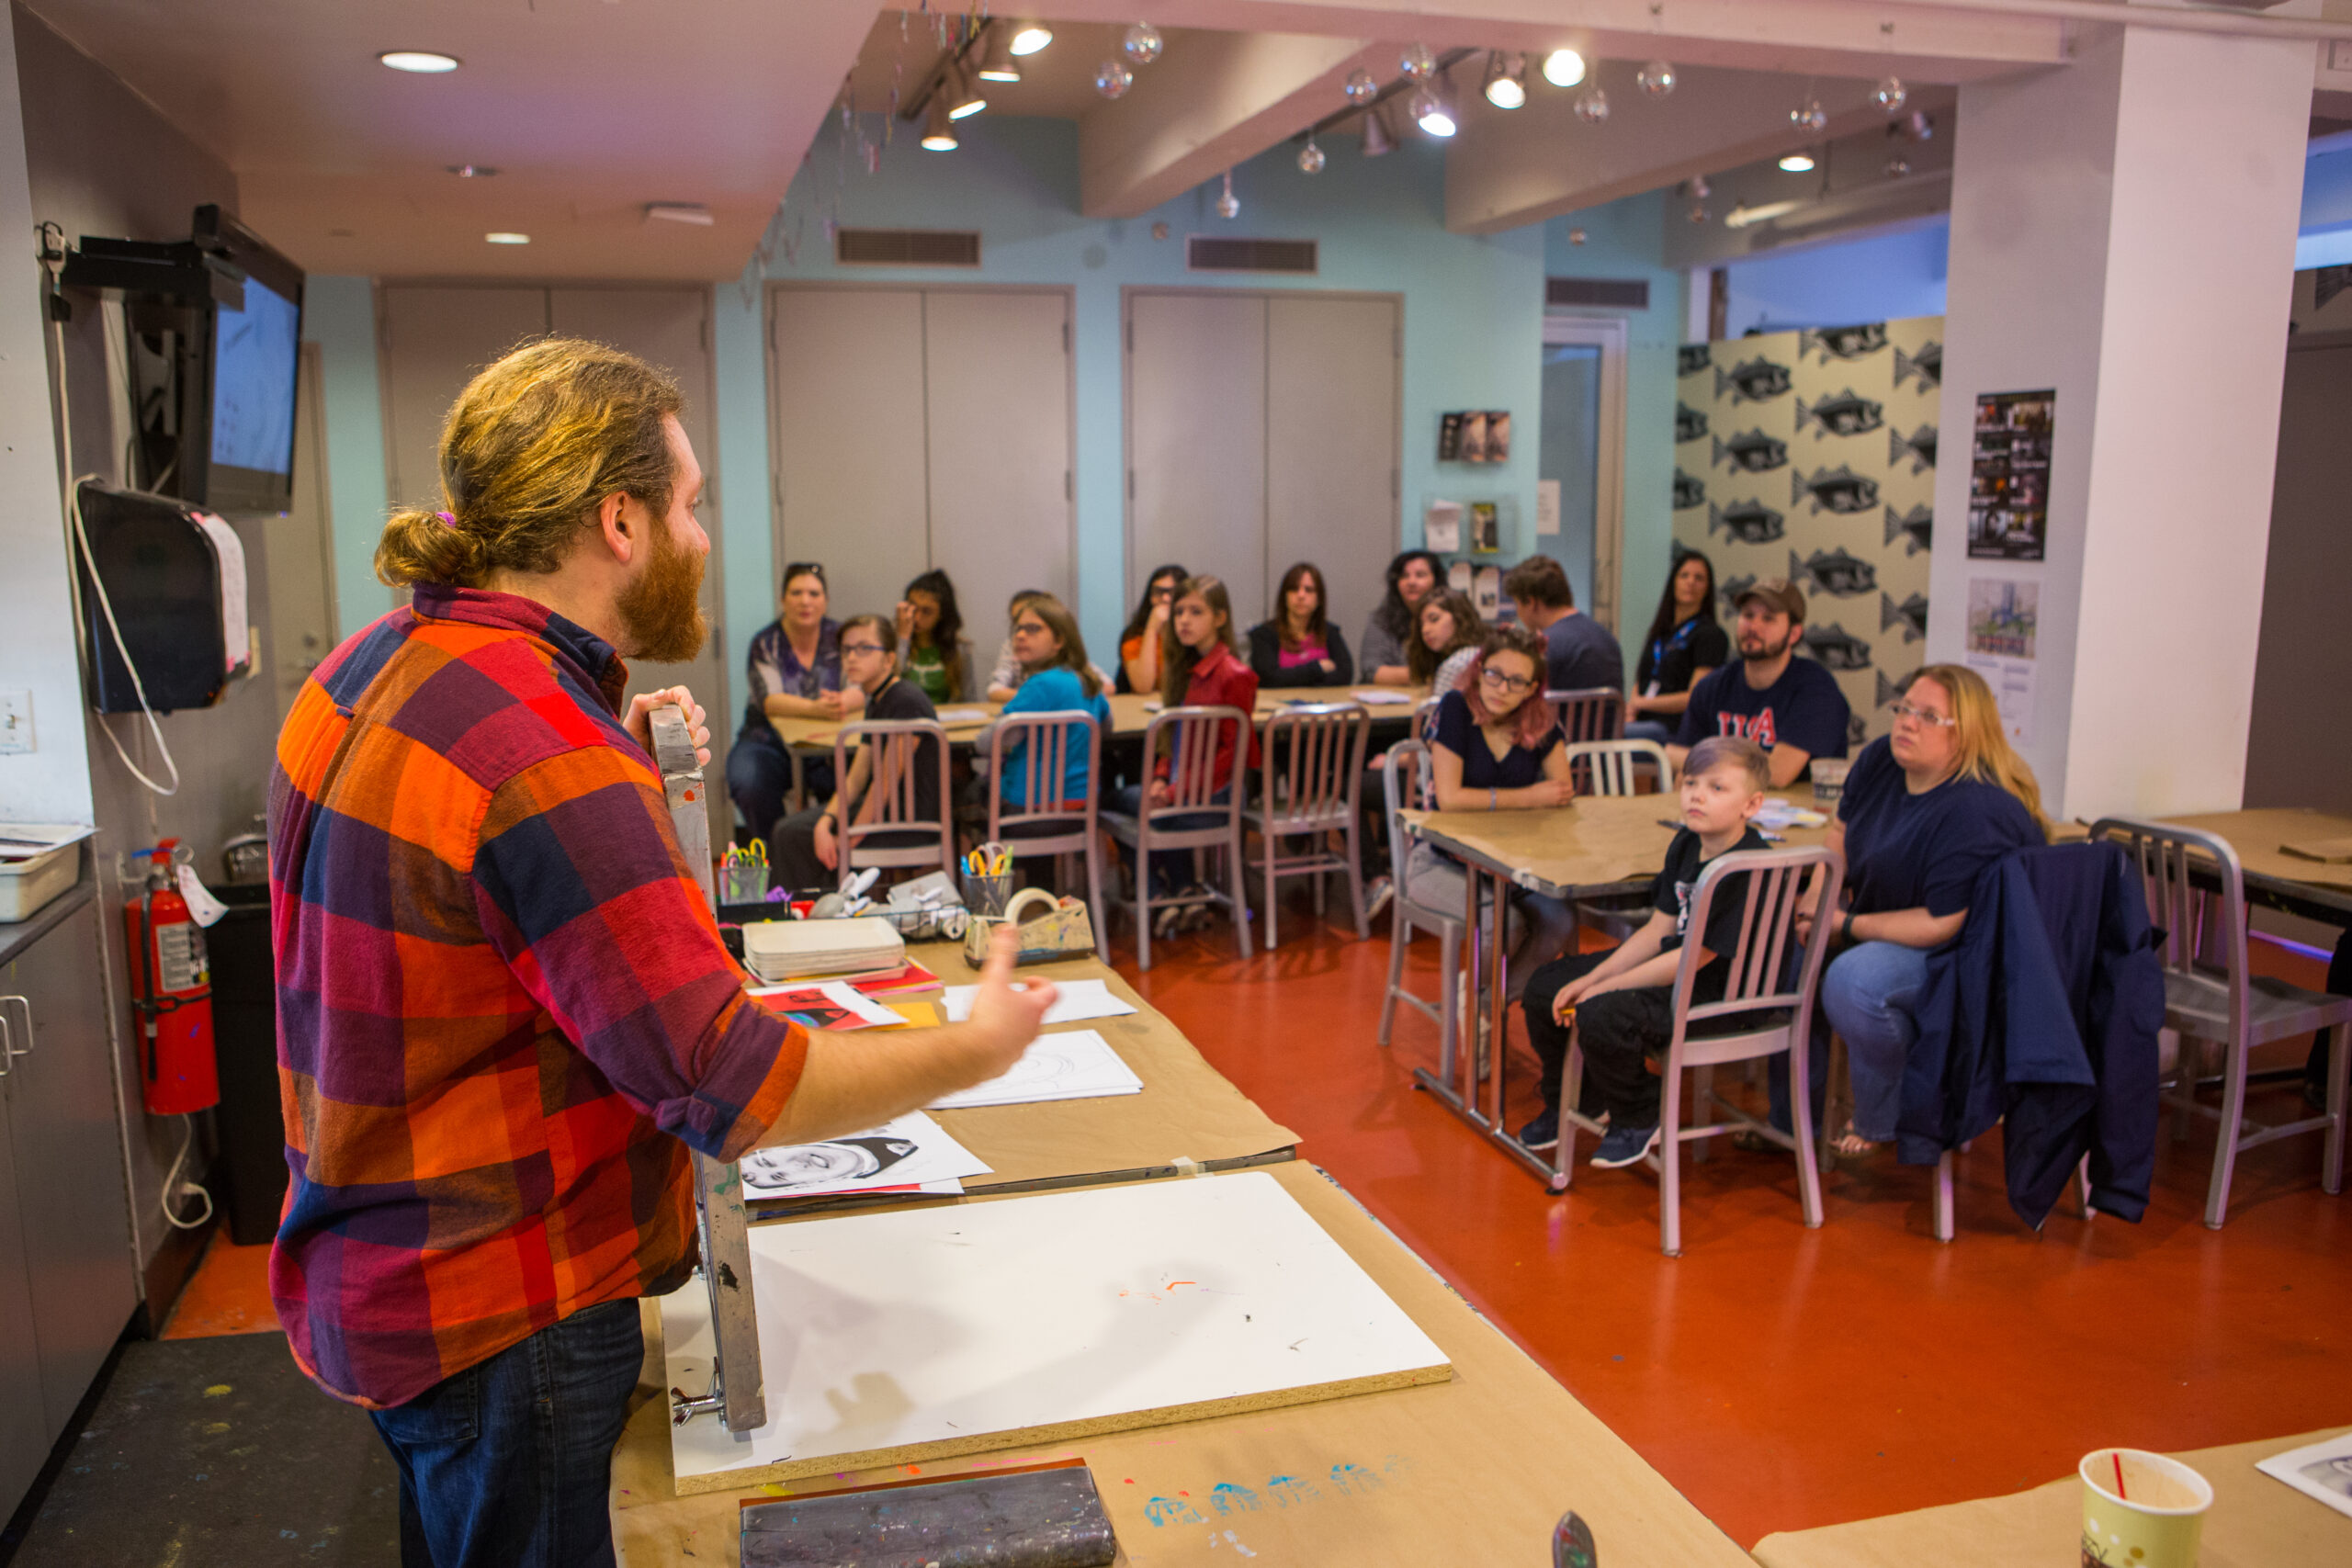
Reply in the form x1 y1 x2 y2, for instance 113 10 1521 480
125 840 219 1115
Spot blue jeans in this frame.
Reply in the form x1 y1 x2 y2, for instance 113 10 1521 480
368 1297 644 1568
1821 940 1933 1142
1112 783 1229 896
1623 718 1676 745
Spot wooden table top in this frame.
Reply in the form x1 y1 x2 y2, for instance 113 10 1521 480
769 684 1428 751
1752 1425 2352 1568
613 1161 1758 1568
1404 790 1838 898
2129 807 2352 896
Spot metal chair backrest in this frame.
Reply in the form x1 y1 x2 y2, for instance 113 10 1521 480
984 709 1102 848
1564 739 1672 797
1413 694 1444 739
830 717 954 875
1258 703 1369 833
1148 705 1249 816
1381 737 1437 897
1545 686 1623 745
1669 844 1846 1040
2091 817 2250 1043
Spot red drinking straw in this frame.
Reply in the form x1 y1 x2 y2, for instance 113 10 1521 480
2113 1452 2128 1500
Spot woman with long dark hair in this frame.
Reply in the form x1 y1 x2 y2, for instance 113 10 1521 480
1360 549 1442 686
1246 560 1354 687
1625 549 1728 744
1116 563 1189 694
895 569 973 703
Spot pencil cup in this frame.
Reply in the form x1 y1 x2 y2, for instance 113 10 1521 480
721 864 769 905
2078 1449 2211 1568
1809 758 1851 805
962 871 1013 919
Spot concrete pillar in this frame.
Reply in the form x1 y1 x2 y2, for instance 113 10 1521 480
1925 23 2312 819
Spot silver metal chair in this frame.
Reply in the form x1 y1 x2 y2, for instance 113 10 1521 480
1561 738 1674 798
1247 703 1371 949
830 718 956 887
1100 705 1253 971
1545 686 1623 747
980 711 1109 960
2093 817 2352 1227
1376 738 1464 1068
1555 843 1845 1257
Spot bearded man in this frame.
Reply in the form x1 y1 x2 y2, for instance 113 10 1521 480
266 338 1049 1567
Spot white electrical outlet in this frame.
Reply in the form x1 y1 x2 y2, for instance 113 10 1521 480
0 690 29 754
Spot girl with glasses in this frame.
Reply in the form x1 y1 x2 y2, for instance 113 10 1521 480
1408 626 1578 997
1116 564 1188 695
768 614 944 890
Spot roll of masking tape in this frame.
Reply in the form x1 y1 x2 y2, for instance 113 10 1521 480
1003 886 1062 927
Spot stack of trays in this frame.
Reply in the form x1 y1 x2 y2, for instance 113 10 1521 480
741 917 908 985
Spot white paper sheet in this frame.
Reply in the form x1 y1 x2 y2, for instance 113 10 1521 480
928 1028 1146 1110
1350 688 1415 705
744 979 904 1031
2256 1429 2352 1520
935 705 992 724
939 976 1139 1026
190 511 250 674
741 1111 990 1202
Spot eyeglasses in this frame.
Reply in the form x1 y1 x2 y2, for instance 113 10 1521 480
839 642 888 657
1480 668 1536 694
1889 701 1956 728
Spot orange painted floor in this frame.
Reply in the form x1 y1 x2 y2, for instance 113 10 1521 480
164 900 2352 1549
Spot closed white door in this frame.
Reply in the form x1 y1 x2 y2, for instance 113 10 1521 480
1267 296 1399 638
379 286 550 510
1125 293 1268 612
768 288 930 626
923 291 1072 657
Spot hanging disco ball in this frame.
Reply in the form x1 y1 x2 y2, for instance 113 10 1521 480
1297 139 1327 175
1636 60 1677 96
1343 68 1377 105
1791 96 1826 132
1574 86 1610 125
1400 41 1435 80
1874 75 1907 114
1123 23 1163 66
1095 58 1134 98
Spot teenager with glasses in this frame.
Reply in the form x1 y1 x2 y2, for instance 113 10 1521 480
1800 664 2049 1156
1408 625 1578 998
729 561 856 841
768 614 944 890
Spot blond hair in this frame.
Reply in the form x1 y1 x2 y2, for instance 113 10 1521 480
1910 663 2050 838
375 336 682 588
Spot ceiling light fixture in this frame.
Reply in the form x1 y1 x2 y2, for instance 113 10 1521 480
1216 170 1239 220
1542 49 1586 88
484 231 529 244
1361 104 1396 157
1412 84 1456 138
945 61 988 118
922 94 959 150
1778 152 1815 173
379 50 459 73
446 164 498 177
1009 23 1053 56
1725 200 1802 231
977 26 1022 83
1483 51 1527 110
645 202 716 226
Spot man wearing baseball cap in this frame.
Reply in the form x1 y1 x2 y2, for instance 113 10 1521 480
1667 578 1849 788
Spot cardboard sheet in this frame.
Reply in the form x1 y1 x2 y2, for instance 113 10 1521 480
2157 808 2352 897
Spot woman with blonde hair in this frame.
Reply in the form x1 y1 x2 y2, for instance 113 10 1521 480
1809 663 2048 1155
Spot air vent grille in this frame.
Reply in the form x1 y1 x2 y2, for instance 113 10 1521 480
1187 236 1318 274
835 228 983 267
1547 276 1651 310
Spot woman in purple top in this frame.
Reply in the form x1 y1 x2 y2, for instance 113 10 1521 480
1246 561 1354 688
727 561 857 840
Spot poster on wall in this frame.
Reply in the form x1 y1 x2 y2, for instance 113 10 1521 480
1964 578 2038 660
1967 389 2054 560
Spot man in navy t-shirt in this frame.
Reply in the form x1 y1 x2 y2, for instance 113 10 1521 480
1668 578 1849 788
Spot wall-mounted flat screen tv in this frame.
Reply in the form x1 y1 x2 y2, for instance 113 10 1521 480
189 204 303 513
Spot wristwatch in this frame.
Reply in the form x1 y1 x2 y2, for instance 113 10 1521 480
1840 909 1856 944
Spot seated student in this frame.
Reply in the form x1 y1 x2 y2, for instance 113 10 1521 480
1410 626 1577 997
1515 738 1774 1159
1505 555 1624 698
1667 578 1849 789
986 587 1114 701
1247 561 1355 688
974 592 1111 825
1807 664 2048 1156
1360 549 1442 685
770 615 942 889
1406 587 1486 718
1112 575 1261 935
1117 563 1187 695
1626 549 1729 745
895 569 976 704
728 561 858 840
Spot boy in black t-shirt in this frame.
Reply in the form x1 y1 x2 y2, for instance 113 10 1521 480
1517 737 1772 1166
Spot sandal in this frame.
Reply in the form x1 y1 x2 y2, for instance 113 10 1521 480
1827 1122 1882 1159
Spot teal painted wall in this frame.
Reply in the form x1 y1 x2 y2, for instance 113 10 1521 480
731 116 1549 661
302 274 392 635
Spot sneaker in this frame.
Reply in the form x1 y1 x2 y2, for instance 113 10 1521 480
1517 1108 1559 1152
1589 1122 1662 1169
1153 902 1185 939
1365 875 1395 920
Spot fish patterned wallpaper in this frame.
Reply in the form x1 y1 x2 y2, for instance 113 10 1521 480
1669 315 1944 750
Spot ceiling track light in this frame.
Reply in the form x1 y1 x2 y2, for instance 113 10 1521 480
379 50 459 73
1482 51 1527 110
1541 49 1586 88
945 60 988 118
922 92 959 150
977 24 1021 83
1411 81 1456 138
1361 103 1396 157
1778 152 1815 173
1009 23 1052 56
1216 169 1239 220
645 202 715 226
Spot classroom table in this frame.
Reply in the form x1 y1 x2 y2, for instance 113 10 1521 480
2131 807 2352 927
1750 1425 2352 1568
767 684 1429 752
1399 791 1836 1184
609 1158 1760 1568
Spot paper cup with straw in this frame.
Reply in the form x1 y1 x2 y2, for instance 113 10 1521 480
2079 1448 2211 1567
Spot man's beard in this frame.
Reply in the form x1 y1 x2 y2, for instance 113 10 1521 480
1740 628 1795 662
614 510 708 664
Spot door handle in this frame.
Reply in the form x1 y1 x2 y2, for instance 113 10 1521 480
0 996 27 1059
0 1012 11 1076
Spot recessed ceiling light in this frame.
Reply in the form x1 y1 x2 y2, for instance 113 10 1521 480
446 164 499 178
1009 24 1052 56
1779 152 1815 172
379 51 459 73
485 231 530 244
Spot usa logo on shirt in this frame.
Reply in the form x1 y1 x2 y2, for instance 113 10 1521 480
1715 709 1778 747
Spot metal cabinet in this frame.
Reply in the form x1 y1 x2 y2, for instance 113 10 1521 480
0 1071 45 1516
0 897 139 1461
